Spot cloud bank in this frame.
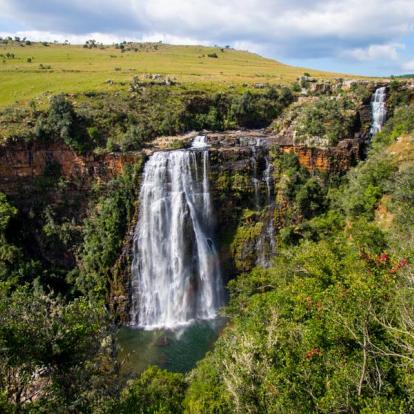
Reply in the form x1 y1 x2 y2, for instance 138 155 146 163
1 0 414 75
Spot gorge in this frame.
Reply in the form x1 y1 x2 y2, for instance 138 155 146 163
118 85 390 375
3 71 414 413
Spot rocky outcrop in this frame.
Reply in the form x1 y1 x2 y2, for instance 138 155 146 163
279 138 361 172
0 140 142 196
0 129 363 198
206 130 362 172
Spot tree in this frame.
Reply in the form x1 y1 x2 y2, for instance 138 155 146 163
0 284 120 412
35 94 89 153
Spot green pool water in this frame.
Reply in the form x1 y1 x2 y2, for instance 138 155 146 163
117 318 225 375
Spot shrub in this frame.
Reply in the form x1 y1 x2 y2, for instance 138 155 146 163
0 285 119 412
339 153 396 219
35 94 89 153
296 97 355 146
74 162 142 299
114 366 186 414
372 105 414 150
119 125 144 151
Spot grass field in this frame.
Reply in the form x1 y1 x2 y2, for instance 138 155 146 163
0 42 361 107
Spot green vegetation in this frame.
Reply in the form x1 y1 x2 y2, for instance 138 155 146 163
0 160 143 411
293 95 358 146
34 93 92 153
231 210 264 272
1 76 414 413
74 162 143 301
0 85 294 152
296 97 353 145
0 284 119 413
183 103 414 413
0 41 352 108
114 366 186 414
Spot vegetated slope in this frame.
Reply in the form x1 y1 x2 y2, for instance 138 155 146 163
181 98 414 413
1 77 411 412
0 41 354 107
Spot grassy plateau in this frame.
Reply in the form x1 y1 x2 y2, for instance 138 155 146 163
0 41 356 107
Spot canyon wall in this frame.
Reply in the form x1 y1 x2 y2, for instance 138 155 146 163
0 132 362 198
0 141 141 197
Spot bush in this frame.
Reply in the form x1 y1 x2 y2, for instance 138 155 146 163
114 366 186 414
35 94 90 153
0 285 119 412
229 89 293 128
296 97 355 146
120 125 144 151
339 153 396 219
186 236 407 413
373 105 414 150
295 177 325 219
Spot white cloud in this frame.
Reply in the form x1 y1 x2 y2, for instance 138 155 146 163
0 30 209 47
341 43 404 61
401 60 414 72
1 0 414 63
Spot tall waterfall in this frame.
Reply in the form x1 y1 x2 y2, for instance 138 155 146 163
256 155 276 267
130 136 223 330
371 87 387 135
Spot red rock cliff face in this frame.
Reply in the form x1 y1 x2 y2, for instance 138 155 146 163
0 141 142 195
278 138 361 172
205 131 362 173
0 132 361 198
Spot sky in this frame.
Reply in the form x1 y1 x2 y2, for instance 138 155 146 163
1 0 414 76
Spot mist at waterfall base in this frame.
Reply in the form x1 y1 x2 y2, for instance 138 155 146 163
118 135 224 374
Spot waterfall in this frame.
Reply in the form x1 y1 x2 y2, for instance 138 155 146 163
256 156 276 267
263 157 276 258
248 138 276 267
192 135 210 149
371 87 387 135
251 145 260 209
130 136 223 330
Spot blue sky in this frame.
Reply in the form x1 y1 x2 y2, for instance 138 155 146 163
1 0 414 76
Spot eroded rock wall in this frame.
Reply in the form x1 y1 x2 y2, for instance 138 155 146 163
0 141 141 197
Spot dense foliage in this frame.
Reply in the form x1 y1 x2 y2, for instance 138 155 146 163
73 162 142 301
295 96 357 146
0 284 120 413
0 162 143 411
113 367 186 414
1 85 294 153
1 83 414 413
183 103 414 413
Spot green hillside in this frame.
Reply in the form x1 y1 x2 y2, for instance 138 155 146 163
0 41 354 107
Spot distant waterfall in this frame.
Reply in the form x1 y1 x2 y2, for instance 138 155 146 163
248 139 276 268
371 87 387 135
129 136 223 330
256 155 276 267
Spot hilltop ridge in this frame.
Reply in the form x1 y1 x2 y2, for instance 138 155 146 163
0 40 367 107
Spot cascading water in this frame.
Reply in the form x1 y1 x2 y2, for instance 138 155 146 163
256 155 276 267
371 87 387 135
130 136 223 330
248 138 276 267
251 145 260 209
